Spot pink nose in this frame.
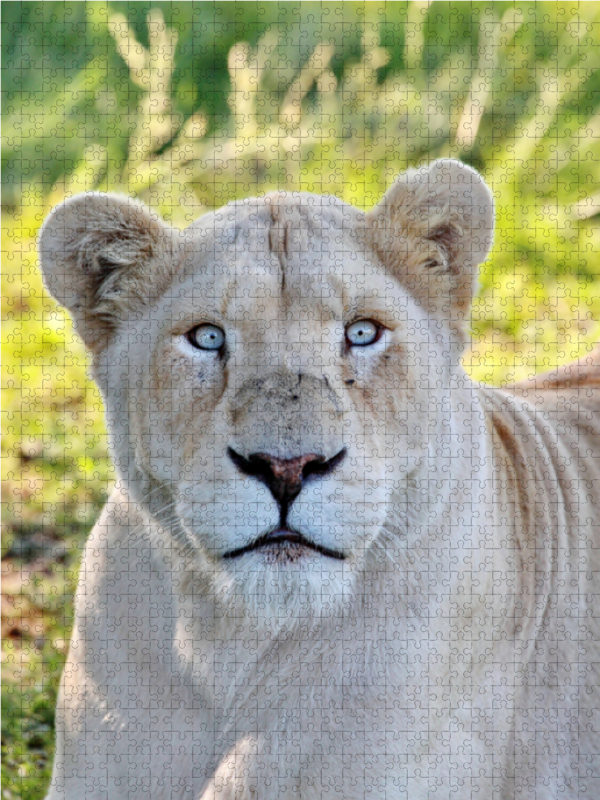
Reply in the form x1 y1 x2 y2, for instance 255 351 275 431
250 453 322 505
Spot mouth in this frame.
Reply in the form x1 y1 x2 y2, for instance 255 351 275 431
222 527 346 561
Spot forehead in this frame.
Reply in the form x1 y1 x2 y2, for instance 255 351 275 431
171 193 391 311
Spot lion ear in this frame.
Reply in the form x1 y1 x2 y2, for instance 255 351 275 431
366 159 494 339
39 193 178 353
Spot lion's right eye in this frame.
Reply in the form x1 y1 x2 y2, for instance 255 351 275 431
188 324 225 351
345 319 380 347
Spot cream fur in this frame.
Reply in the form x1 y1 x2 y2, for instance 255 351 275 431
39 161 600 800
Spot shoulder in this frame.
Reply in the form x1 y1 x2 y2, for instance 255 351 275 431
510 345 600 392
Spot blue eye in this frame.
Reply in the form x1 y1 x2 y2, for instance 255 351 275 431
188 324 225 351
346 319 379 347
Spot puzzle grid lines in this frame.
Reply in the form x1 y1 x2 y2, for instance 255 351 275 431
2 4 600 799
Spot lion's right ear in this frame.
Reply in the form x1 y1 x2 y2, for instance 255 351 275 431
39 193 178 353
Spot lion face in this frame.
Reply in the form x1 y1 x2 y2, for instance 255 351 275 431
39 161 494 620
115 196 438 616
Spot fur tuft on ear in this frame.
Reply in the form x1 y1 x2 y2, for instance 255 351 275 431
39 193 178 353
366 159 494 340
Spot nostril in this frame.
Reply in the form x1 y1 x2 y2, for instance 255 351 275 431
227 448 274 484
302 457 325 479
302 448 346 480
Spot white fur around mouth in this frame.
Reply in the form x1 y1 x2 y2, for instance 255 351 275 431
221 527 346 560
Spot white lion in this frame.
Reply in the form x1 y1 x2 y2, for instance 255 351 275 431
39 160 600 800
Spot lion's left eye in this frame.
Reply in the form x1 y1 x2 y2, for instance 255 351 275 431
188 324 225 351
345 319 380 347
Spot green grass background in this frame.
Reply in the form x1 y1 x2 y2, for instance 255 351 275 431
2 2 600 797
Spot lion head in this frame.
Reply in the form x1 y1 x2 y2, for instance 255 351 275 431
39 160 494 624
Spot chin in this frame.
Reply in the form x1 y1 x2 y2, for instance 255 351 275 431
209 544 360 629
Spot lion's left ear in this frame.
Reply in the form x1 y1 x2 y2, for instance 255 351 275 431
366 159 494 338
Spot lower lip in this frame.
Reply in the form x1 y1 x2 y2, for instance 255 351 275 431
260 530 305 546
222 530 345 560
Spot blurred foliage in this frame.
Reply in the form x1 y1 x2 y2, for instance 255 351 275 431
2 2 600 797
